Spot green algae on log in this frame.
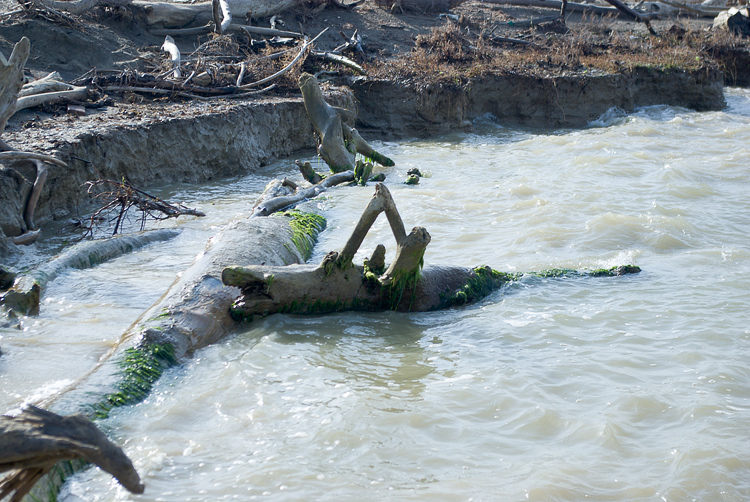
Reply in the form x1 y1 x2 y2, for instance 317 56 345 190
223 184 641 320
90 343 177 420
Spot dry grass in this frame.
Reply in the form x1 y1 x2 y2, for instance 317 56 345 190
369 18 743 86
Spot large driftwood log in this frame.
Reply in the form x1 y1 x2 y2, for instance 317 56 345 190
223 184 641 320
23 0 306 26
0 405 144 502
133 0 302 27
299 73 394 173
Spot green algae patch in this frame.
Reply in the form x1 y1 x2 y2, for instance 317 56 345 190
589 265 641 276
90 342 177 420
276 210 327 261
446 266 520 307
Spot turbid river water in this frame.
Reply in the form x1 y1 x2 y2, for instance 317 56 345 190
2 88 750 501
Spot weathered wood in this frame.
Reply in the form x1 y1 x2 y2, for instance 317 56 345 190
713 7 750 37
161 35 182 78
0 405 143 501
0 37 29 137
299 73 394 173
224 184 642 320
14 86 89 112
251 170 355 217
132 0 301 28
1 229 180 316
375 0 467 12
310 51 367 75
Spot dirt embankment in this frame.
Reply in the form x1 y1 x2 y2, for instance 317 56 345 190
0 0 748 257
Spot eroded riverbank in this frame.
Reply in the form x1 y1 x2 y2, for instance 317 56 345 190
0 64 727 256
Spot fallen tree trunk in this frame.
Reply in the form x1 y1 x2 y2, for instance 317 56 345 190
132 0 302 28
0 229 180 317
24 0 307 25
0 405 143 501
224 184 641 319
482 0 637 19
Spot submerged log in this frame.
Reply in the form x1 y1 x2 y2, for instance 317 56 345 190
1 229 180 317
0 405 144 501
224 184 641 320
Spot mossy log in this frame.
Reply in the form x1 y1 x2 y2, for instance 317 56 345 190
0 405 143 501
0 229 180 318
299 73 394 173
224 184 641 319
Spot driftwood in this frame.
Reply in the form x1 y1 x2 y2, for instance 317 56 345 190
1 37 69 247
0 38 28 141
0 229 180 316
375 0 467 12
21 0 306 26
0 405 143 502
713 7 750 36
132 0 302 28
161 35 182 78
223 184 641 320
299 73 394 173
82 178 205 237
252 170 355 217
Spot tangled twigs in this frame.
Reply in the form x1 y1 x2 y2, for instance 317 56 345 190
83 179 205 237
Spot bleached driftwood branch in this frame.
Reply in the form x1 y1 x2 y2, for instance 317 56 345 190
299 73 394 173
161 35 181 78
1 229 180 315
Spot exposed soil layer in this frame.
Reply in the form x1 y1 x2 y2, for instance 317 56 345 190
0 0 748 256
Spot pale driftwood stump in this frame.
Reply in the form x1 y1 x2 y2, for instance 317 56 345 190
0 405 144 501
299 73 394 174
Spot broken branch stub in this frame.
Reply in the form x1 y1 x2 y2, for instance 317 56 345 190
299 73 394 173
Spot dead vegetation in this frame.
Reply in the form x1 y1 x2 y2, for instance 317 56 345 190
82 179 204 237
370 16 742 86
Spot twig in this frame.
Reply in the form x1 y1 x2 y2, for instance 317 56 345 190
83 179 205 237
236 61 246 86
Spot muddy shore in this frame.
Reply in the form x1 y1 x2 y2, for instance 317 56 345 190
0 0 748 257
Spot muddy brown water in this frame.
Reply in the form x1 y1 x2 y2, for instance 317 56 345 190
2 88 750 501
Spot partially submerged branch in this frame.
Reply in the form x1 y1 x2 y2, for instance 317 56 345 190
224 184 641 320
83 179 204 237
299 73 394 173
0 405 143 501
1 229 180 316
